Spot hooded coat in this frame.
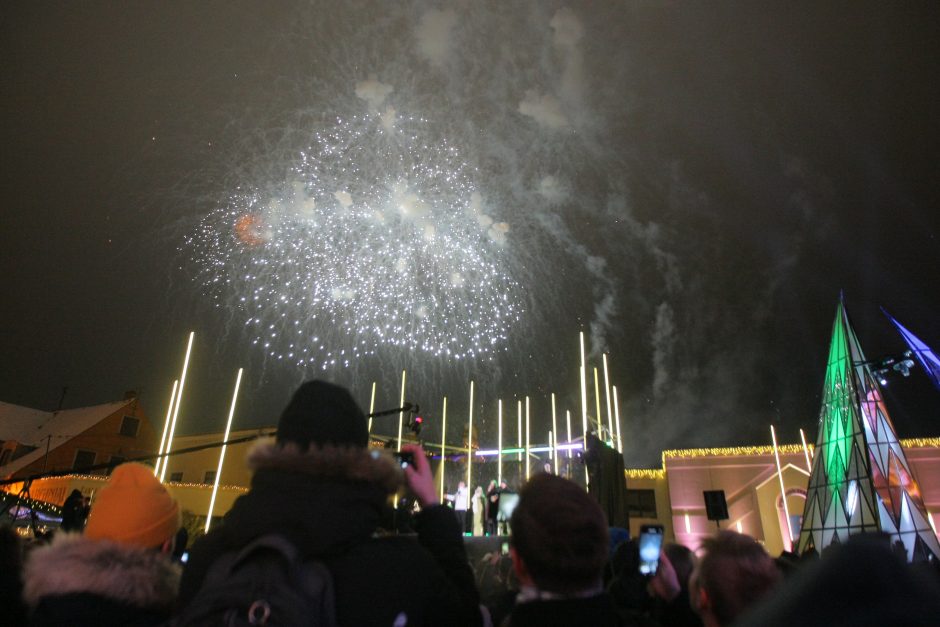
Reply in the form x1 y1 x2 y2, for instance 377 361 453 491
22 533 181 627
178 439 481 626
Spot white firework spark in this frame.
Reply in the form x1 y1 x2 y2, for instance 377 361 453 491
184 113 522 369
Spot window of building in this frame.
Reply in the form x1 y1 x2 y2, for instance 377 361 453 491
169 472 184 483
107 456 126 474
119 415 140 437
73 449 97 472
203 470 217 485
625 489 657 518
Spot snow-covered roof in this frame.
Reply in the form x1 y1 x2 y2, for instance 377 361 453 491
0 399 135 478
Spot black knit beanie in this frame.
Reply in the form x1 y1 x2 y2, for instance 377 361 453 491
276 380 369 449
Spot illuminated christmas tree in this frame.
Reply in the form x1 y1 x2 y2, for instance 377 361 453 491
797 299 940 562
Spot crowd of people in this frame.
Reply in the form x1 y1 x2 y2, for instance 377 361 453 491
2 379 940 626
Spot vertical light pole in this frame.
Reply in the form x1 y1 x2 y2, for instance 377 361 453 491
205 368 242 532
161 331 194 482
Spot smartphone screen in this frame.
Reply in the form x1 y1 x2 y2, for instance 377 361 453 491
393 451 414 468
638 524 664 575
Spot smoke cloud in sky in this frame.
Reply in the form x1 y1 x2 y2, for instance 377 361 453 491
3 1 939 468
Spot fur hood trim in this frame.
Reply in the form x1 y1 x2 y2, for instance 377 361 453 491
23 533 180 609
248 438 403 493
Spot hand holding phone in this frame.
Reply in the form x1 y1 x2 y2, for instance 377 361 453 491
400 444 437 507
638 524 665 575
394 451 415 468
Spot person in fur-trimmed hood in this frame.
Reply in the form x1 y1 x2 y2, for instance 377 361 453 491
22 462 182 626
178 380 482 626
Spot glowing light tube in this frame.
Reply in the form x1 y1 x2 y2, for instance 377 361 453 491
613 385 623 454
467 380 474 499
551 394 558 472
525 396 531 480
205 368 242 532
799 428 813 473
161 331 194 482
603 354 614 446
517 401 522 462
550 430 558 472
397 370 406 452
566 410 572 458
367 381 376 434
594 367 603 441
771 425 794 551
579 333 588 438
440 396 447 502
497 399 503 486
475 443 583 456
154 379 178 477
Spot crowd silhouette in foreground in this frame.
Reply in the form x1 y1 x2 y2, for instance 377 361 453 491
2 379 940 626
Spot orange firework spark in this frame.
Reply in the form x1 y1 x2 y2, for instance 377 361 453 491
234 213 264 246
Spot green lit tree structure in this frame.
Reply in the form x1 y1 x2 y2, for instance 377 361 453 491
798 299 940 562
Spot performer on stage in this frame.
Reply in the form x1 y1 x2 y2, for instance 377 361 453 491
485 480 499 536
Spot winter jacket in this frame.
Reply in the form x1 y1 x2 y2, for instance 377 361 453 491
502 592 626 627
22 533 181 627
178 439 481 626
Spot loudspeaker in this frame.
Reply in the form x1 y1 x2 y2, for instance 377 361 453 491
703 490 729 521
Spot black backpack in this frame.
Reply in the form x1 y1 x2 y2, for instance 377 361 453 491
174 534 336 626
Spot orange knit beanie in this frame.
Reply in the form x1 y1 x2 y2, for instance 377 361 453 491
84 462 181 549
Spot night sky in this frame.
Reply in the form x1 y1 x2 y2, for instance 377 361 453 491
2 2 938 467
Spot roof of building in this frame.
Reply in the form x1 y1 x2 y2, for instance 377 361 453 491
0 398 135 479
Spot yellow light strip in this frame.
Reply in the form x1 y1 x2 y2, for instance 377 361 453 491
624 468 665 480
662 444 807 460
205 368 243 533
161 331 195 482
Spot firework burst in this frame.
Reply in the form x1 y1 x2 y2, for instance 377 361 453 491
185 112 522 369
